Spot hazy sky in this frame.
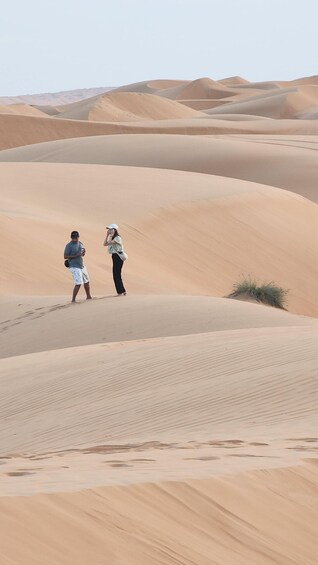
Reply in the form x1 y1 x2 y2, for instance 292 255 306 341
1 0 317 95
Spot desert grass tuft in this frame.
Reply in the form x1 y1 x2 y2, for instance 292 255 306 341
228 277 288 309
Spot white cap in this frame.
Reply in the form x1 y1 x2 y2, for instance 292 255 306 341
107 223 118 229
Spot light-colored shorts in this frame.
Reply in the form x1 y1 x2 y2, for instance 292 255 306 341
69 266 90 285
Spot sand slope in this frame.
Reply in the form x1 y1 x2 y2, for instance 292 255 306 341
111 77 261 101
207 85 318 118
0 104 47 117
1 109 318 150
110 78 190 95
56 92 203 121
1 321 318 453
0 86 113 106
1 163 318 315
219 75 250 85
169 77 238 100
1 462 318 565
1 73 318 565
1 76 316 151
1 294 317 359
289 74 318 86
1 134 317 201
0 114 138 150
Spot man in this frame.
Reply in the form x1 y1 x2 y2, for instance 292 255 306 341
64 230 92 303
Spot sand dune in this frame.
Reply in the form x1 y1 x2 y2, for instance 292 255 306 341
128 193 318 317
2 294 316 359
178 98 232 110
1 74 315 114
1 322 318 453
288 74 318 86
0 104 47 117
168 77 238 100
1 73 318 565
230 81 282 91
111 77 262 101
0 114 121 150
1 462 318 565
0 86 113 106
295 108 318 119
219 75 250 85
56 92 203 121
202 112 273 120
31 104 61 116
110 78 189 95
207 85 318 118
2 133 317 201
1 106 318 150
1 163 318 315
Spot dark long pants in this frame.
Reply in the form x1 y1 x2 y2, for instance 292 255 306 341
112 253 126 294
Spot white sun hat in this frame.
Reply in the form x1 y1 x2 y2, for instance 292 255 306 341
107 223 118 229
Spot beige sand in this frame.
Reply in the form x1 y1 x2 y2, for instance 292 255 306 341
56 92 204 121
287 74 318 86
1 324 318 563
1 462 317 565
0 113 138 150
1 163 318 315
219 75 251 85
1 73 318 565
1 74 318 150
0 103 47 117
3 111 318 151
1 294 317 359
111 77 264 101
0 86 112 106
1 134 317 201
2 321 318 452
206 85 318 118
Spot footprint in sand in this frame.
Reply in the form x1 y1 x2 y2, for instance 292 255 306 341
286 437 318 443
184 456 219 461
17 467 42 471
6 471 35 477
48 304 73 312
227 453 274 458
249 442 269 446
109 463 132 468
205 440 245 448
130 458 156 462
287 446 318 452
27 455 51 461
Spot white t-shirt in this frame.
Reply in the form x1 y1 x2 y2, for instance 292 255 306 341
108 235 124 254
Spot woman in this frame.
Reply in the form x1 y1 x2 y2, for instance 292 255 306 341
103 223 127 295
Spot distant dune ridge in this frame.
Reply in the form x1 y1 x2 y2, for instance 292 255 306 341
1 73 318 565
0 86 113 106
0 104 47 117
0 74 318 151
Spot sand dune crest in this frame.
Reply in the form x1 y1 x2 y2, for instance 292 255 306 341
56 91 203 121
